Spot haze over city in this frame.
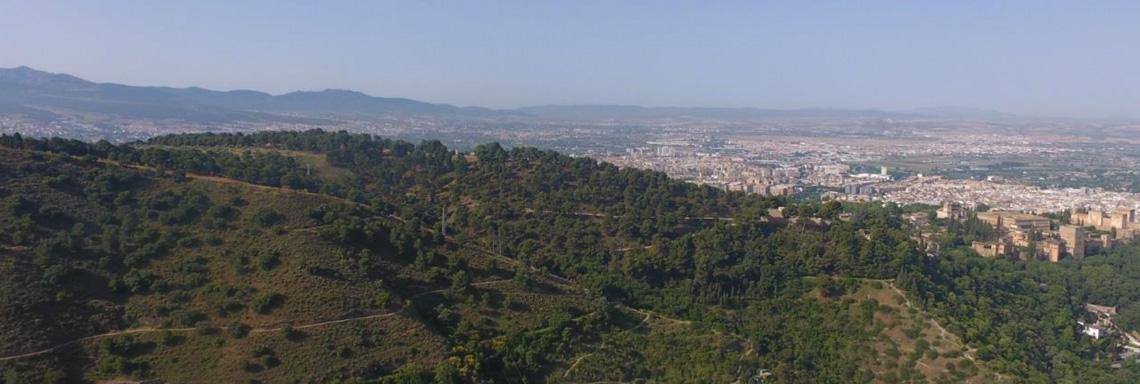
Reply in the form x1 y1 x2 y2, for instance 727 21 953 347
2 0 1139 118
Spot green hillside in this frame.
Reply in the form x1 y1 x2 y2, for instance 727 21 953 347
1 131 1139 383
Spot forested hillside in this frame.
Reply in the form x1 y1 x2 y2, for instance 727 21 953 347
1 131 1139 383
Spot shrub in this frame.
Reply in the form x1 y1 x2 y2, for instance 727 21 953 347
261 355 280 368
228 322 251 338
253 208 285 227
205 205 238 229
175 310 208 327
161 331 185 347
258 251 281 271
281 324 302 341
251 292 284 314
374 291 391 308
242 360 262 372
252 345 273 357
95 355 129 374
903 326 922 339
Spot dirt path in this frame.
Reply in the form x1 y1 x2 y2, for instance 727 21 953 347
5 156 748 374
109 159 620 290
109 161 368 208
523 208 737 222
562 352 596 378
886 281 978 363
621 306 692 326
0 327 190 362
0 310 410 362
0 277 517 362
133 156 575 287
562 310 651 379
249 313 400 334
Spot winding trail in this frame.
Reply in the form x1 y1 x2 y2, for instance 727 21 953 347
522 208 738 222
561 310 651 379
2 152 694 367
0 277 516 362
112 158 581 286
0 155 843 380
885 281 978 363
0 312 406 362
248 313 399 334
1 328 190 362
562 353 595 378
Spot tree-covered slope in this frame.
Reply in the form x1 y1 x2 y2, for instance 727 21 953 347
0 131 1138 383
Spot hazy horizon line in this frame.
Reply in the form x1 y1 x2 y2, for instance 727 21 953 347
1 65 1124 121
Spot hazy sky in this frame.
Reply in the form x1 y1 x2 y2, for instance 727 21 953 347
2 1 1137 117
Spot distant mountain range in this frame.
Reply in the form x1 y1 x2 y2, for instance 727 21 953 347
0 66 506 124
0 66 1025 124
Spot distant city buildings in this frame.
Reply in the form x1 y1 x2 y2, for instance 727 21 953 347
595 135 1140 223
937 202 966 220
605 135 1140 265
1060 225 1086 260
1072 209 1135 233
951 204 1136 263
976 211 1052 233
882 177 1140 215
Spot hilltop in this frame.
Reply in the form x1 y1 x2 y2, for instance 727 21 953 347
0 130 1139 383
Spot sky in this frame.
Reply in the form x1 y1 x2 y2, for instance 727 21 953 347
1 0 1138 118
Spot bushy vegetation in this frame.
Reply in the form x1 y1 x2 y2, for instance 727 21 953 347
1 131 1139 383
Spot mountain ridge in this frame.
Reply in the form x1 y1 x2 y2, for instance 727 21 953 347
0 66 1041 123
0 66 508 122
